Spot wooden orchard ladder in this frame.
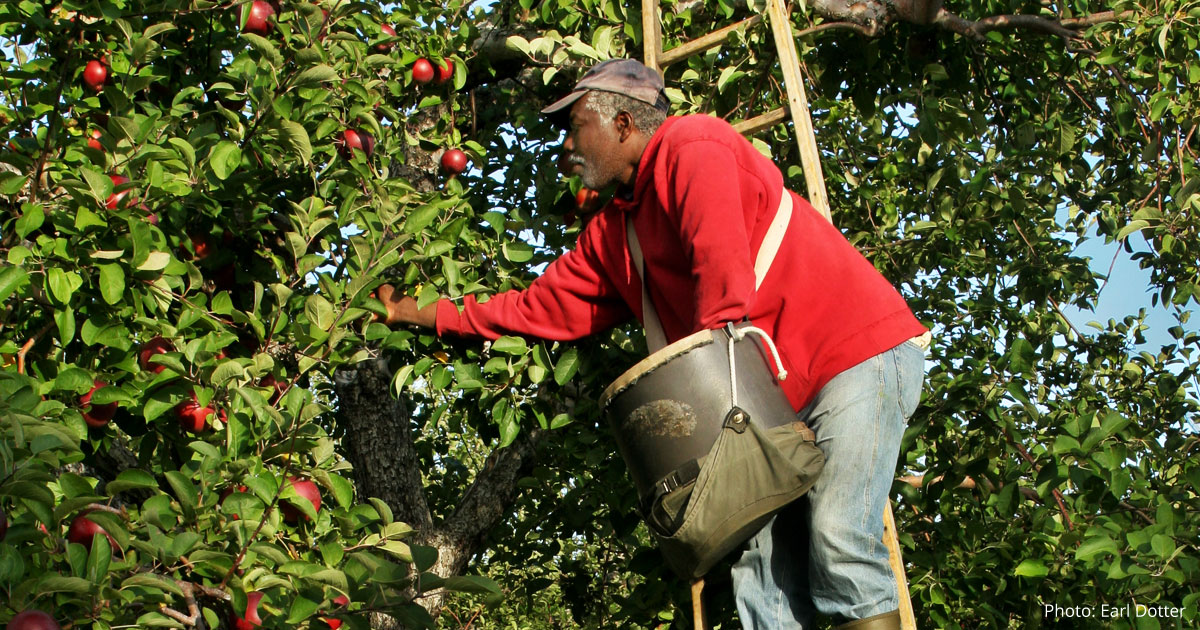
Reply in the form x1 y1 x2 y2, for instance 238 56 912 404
640 1 917 629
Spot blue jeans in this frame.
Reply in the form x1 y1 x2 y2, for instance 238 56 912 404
730 339 925 628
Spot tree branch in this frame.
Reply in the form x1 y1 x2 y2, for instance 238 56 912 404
932 8 1135 42
333 358 433 529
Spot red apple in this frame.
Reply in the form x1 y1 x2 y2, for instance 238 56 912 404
139 337 174 374
220 484 250 520
281 478 321 523
190 232 211 260
86 128 103 151
243 0 275 35
336 128 375 159
231 591 264 630
83 60 107 92
575 187 600 212
67 513 117 551
7 610 60 630
411 58 434 84
106 174 132 210
80 380 118 428
374 24 395 52
175 394 225 434
435 59 454 84
320 594 350 629
440 148 468 174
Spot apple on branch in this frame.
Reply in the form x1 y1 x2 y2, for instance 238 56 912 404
411 58 434 84
175 393 226 434
67 512 118 551
375 23 396 52
243 0 275 36
230 591 264 630
7 610 61 630
105 174 132 210
320 594 351 630
441 148 468 175
435 59 454 85
80 379 118 428
336 128 375 160
281 477 321 523
82 60 107 92
138 336 174 374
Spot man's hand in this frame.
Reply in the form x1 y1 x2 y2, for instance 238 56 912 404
374 284 438 328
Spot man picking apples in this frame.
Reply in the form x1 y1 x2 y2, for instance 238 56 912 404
376 59 927 630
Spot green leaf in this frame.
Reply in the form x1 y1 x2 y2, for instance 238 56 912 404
121 573 185 596
137 252 171 272
274 120 313 164
0 173 27 195
293 64 338 87
208 141 242 181
164 471 197 519
0 266 30 302
1116 219 1150 241
404 204 441 234
305 294 335 330
54 308 76 346
47 268 83 305
168 138 196 171
144 22 177 39
15 203 43 238
443 575 502 595
1013 558 1048 577
498 414 519 448
285 594 322 624
502 241 533 263
98 264 126 305
87 529 112 583
106 469 160 495
241 32 284 66
80 166 113 203
211 361 245 388
38 576 94 594
491 336 527 355
554 348 580 385
1150 534 1176 559
1075 534 1118 562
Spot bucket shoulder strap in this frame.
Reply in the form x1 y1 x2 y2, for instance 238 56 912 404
627 191 794 352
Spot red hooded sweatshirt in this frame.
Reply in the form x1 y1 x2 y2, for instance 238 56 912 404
436 114 926 411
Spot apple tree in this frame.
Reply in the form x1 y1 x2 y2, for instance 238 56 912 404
0 0 499 628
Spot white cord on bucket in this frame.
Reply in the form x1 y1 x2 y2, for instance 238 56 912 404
726 325 788 409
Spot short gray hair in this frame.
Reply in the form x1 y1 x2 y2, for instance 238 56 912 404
585 91 667 135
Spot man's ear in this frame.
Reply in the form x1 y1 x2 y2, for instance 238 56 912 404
615 110 636 141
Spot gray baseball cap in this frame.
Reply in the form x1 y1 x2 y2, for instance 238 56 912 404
541 59 669 115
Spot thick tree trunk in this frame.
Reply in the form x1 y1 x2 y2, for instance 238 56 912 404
333 358 547 626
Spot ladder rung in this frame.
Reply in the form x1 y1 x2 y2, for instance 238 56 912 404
659 15 763 68
731 107 788 136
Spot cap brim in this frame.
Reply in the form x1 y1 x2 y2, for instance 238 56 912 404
541 90 586 115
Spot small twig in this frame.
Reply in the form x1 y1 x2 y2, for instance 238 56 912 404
795 20 877 38
1003 429 1075 530
16 322 55 374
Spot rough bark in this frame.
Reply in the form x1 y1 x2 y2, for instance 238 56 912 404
333 357 548 626
333 357 433 531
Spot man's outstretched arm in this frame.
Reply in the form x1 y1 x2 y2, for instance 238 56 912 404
375 284 437 328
